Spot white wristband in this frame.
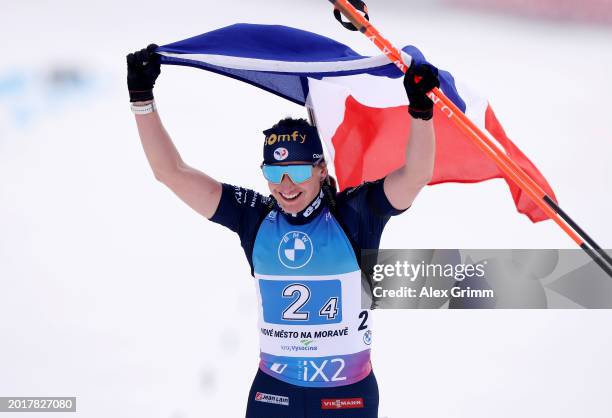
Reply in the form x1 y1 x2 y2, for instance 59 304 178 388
131 101 156 115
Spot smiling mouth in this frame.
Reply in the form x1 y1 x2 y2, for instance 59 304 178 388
279 191 302 201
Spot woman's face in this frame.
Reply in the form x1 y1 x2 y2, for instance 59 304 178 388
266 162 327 214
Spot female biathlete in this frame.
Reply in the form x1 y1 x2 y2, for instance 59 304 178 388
127 44 439 418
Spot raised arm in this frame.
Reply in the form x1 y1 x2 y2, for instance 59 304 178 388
127 45 222 219
384 63 439 211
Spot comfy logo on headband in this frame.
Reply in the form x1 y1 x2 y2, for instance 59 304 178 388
265 131 307 146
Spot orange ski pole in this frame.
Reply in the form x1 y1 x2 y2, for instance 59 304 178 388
329 0 612 277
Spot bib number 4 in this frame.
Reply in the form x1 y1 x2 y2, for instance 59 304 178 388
319 297 339 320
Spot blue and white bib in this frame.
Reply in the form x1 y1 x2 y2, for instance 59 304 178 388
252 205 372 388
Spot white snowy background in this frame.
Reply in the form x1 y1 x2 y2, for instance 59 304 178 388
1 0 611 417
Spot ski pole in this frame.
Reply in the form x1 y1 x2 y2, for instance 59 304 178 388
329 0 612 277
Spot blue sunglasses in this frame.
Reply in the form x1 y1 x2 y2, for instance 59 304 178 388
261 164 315 184
261 157 324 184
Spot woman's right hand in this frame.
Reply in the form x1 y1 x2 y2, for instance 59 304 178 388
126 44 161 102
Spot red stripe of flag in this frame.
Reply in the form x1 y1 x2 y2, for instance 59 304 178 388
330 96 557 222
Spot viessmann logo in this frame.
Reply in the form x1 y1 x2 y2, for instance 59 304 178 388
321 398 364 409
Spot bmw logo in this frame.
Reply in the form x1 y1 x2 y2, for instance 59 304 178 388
278 231 313 269
363 330 372 345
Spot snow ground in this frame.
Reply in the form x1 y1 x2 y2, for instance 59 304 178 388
1 1 611 417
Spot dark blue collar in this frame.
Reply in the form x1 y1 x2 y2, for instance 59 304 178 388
276 189 326 225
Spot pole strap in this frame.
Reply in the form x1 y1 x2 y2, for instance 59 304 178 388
334 0 369 31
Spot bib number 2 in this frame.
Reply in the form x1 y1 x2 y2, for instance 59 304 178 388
282 284 310 320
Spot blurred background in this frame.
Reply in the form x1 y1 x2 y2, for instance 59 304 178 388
1 0 611 417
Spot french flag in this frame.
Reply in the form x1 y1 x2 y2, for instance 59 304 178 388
157 23 556 222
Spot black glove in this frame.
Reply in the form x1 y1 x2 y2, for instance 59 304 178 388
403 63 440 120
126 44 161 102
